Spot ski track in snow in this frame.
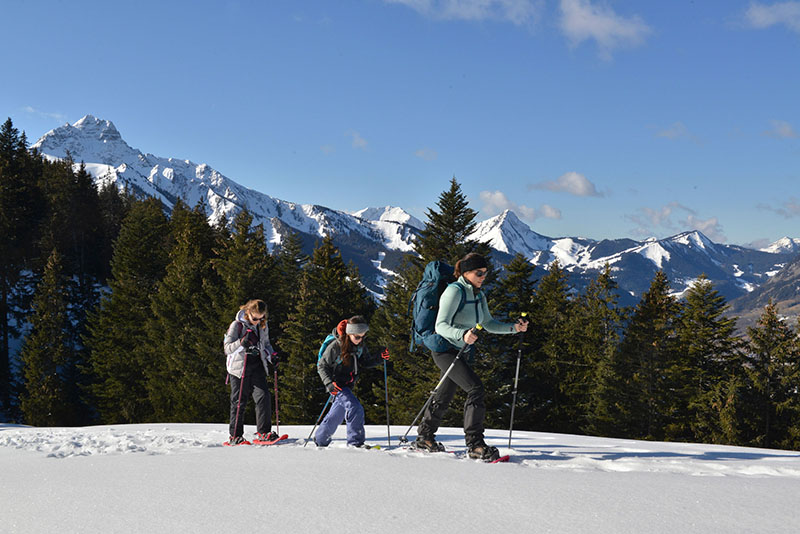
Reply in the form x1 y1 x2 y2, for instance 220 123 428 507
2 424 799 479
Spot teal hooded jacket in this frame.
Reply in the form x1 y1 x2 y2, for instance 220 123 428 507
434 275 517 350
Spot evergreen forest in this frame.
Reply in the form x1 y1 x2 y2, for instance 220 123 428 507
3 117 800 451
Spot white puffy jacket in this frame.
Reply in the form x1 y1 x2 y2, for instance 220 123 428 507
223 310 276 379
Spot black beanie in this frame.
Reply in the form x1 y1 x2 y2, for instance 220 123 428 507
459 254 488 273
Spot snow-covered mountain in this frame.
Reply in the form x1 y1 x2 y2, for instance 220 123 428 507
33 116 419 291
33 115 799 307
352 206 424 231
761 236 800 255
470 209 796 306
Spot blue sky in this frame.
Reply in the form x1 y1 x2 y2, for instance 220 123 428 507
3 0 800 246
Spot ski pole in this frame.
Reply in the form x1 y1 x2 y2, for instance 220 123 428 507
508 313 528 449
399 324 482 444
304 394 334 447
273 354 280 436
232 350 248 440
383 358 391 446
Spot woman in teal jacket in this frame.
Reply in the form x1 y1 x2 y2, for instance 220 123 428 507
415 252 528 461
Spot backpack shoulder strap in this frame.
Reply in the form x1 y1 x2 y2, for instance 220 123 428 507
447 282 467 314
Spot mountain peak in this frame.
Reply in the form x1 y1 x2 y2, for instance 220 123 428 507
73 114 120 135
352 206 424 230
471 210 551 256
761 237 800 254
33 115 131 163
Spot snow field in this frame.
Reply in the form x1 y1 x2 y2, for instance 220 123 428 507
2 424 799 533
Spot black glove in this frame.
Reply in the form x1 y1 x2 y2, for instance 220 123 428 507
270 352 279 366
327 382 342 396
241 328 259 348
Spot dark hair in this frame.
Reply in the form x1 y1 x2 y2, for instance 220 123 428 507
340 315 367 367
454 253 488 278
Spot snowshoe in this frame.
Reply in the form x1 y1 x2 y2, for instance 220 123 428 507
255 431 280 442
467 443 500 462
224 435 251 446
412 436 446 452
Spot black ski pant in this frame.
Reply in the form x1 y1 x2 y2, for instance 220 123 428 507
417 347 486 448
229 365 271 438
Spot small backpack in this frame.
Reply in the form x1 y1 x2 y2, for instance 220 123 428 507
317 320 347 362
408 260 465 352
317 334 337 362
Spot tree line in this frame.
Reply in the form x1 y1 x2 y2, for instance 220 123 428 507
2 118 799 450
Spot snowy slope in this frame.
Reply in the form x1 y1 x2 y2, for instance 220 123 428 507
2 423 799 533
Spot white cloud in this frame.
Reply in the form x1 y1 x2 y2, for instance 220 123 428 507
626 202 727 242
539 204 562 219
657 121 689 139
415 147 438 160
384 0 543 26
759 197 800 218
479 190 560 222
558 0 651 60
530 171 603 197
744 1 800 32
655 121 702 144
763 119 799 139
348 131 368 150
23 106 68 122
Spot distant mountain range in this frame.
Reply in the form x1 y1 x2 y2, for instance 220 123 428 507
33 116 800 323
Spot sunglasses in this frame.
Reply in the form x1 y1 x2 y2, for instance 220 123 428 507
474 270 488 278
350 334 366 341
250 314 265 322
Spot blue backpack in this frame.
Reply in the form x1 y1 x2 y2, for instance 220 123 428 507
408 260 465 352
317 334 337 362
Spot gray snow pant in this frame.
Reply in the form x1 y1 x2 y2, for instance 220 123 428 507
417 347 486 447
229 365 271 438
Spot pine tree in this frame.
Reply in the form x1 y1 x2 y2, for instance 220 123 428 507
84 198 170 423
413 177 484 267
742 302 799 448
0 118 44 417
96 181 134 282
36 159 105 421
573 264 628 437
615 271 682 440
280 236 374 424
143 203 221 422
208 208 277 325
523 260 575 432
19 250 82 425
676 274 742 443
271 230 307 344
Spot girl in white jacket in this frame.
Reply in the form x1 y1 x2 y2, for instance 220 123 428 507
223 299 278 445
